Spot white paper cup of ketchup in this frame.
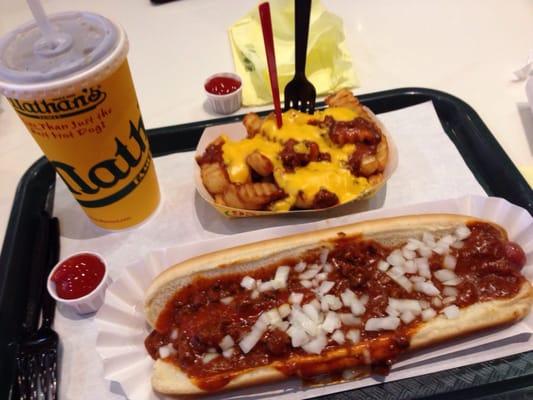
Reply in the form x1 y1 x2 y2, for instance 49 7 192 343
204 72 242 114
47 251 110 314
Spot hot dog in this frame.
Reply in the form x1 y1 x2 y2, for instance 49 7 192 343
144 214 533 394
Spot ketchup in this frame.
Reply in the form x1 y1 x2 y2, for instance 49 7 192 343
51 253 105 299
205 76 241 95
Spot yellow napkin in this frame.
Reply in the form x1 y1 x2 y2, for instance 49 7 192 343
519 166 533 187
228 0 358 106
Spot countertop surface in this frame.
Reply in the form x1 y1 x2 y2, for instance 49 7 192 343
1 0 532 245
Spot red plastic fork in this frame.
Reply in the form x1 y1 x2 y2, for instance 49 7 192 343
259 2 283 128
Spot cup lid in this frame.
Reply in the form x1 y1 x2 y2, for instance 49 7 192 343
0 11 117 85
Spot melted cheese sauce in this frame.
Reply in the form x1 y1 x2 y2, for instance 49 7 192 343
221 107 372 211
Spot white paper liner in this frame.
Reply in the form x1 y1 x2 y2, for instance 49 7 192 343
95 195 533 400
193 107 399 217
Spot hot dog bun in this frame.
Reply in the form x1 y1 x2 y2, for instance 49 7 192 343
144 214 533 395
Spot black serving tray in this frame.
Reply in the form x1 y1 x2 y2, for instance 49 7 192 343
1 88 532 399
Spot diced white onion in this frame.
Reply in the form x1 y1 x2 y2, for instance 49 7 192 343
323 263 333 273
346 329 361 343
385 305 399 317
423 232 436 246
405 239 423 251
323 295 343 311
158 347 170 359
202 352 219 364
278 303 291 318
287 326 309 347
402 248 417 260
315 272 329 282
222 348 234 358
331 330 345 345
455 225 471 240
433 245 449 255
320 248 330 265
421 308 437 321
432 297 443 308
439 235 456 247
318 281 335 295
220 296 233 305
387 249 405 267
410 275 426 283
350 299 366 316
434 269 457 282
415 257 431 279
251 290 259 299
320 297 329 312
271 279 284 290
443 277 462 286
389 298 423 314
311 278 320 288
257 314 270 329
451 241 465 249
241 276 256 290
414 281 440 296
290 307 319 336
417 246 432 258
299 268 320 280
443 287 458 297
295 261 307 272
443 255 457 270
289 292 304 305
264 308 282 325
219 335 235 351
273 321 290 332
303 303 321 323
309 299 321 311
403 260 417 274
339 313 361 326
169 329 178 340
239 323 267 354
442 296 457 305
258 281 274 292
419 300 430 309
158 344 172 359
365 316 401 331
388 265 406 277
377 260 390 272
442 305 460 319
341 289 357 307
302 334 328 354
400 311 416 324
387 272 413 292
300 280 312 289
322 311 341 333
274 266 290 287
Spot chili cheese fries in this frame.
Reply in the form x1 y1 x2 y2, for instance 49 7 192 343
196 90 389 212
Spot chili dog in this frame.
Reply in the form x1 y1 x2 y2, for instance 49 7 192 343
144 214 533 394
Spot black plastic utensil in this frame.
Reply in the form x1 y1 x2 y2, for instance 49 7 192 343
16 217 60 400
284 0 316 113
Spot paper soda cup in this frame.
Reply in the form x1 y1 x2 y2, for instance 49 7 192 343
0 12 160 230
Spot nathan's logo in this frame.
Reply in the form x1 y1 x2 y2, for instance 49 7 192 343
52 117 151 208
8 87 107 119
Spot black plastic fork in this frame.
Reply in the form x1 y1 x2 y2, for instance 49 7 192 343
16 217 60 400
284 0 316 114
